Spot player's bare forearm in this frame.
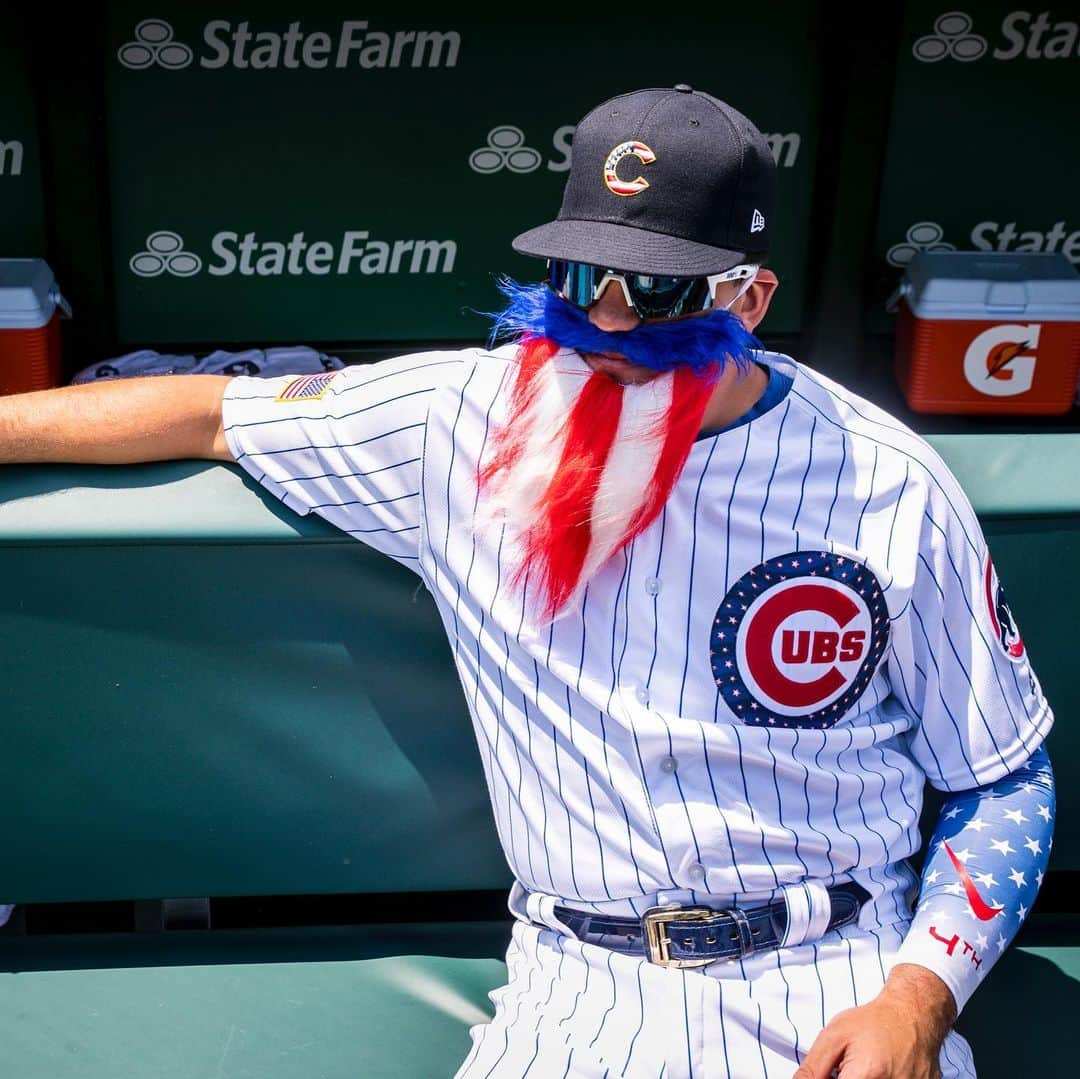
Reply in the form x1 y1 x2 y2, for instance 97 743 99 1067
793 963 955 1079
0 375 235 465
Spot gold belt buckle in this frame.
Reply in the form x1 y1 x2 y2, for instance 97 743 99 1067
641 904 723 969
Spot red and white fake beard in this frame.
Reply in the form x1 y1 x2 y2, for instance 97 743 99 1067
479 338 718 620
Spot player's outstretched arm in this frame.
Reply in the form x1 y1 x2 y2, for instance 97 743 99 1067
0 375 235 465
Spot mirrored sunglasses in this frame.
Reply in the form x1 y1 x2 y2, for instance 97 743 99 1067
546 259 758 320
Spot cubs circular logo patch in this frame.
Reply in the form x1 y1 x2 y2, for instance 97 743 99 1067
710 552 890 729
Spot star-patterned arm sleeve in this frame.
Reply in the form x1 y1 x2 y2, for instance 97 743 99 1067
893 744 1054 1013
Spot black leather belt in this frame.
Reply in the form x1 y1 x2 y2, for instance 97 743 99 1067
554 882 869 968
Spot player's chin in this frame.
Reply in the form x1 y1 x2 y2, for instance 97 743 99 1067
582 352 661 386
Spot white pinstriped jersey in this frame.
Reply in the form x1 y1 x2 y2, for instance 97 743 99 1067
222 346 1052 930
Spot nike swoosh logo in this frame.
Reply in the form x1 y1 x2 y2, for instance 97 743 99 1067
943 840 1003 922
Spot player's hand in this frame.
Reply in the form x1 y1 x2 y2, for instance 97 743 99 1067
793 964 956 1079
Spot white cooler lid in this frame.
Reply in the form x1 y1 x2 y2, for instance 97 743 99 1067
0 258 69 330
899 251 1080 321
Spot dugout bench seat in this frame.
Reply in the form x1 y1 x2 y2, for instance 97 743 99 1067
1 432 1078 1077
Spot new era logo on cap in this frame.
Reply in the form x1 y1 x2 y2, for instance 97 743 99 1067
751 209 766 233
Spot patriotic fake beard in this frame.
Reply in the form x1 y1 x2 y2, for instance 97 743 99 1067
479 281 761 621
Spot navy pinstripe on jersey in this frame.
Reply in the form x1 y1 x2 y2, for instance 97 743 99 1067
222 348 1052 934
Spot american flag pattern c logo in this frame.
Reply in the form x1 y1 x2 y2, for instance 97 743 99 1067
603 140 656 197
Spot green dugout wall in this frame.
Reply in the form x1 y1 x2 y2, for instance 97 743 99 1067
0 16 47 257
102 1 821 345
10 4 1080 402
869 0 1080 330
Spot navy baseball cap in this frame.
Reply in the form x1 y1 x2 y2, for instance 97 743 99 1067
512 85 776 277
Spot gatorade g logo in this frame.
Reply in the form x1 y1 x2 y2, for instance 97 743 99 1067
604 141 656 197
711 552 889 729
963 324 1039 396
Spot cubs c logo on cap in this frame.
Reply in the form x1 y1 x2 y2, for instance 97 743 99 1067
604 141 656 196
711 552 889 729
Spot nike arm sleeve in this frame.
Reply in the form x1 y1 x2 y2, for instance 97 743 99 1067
893 744 1054 1012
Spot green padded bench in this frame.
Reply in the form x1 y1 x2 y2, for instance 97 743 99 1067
1 432 1077 1077
0 927 508 1079
0 938 1074 1079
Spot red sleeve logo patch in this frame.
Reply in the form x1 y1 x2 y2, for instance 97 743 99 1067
983 555 1025 663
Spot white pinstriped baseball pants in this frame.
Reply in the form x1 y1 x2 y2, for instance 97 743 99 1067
454 913 977 1078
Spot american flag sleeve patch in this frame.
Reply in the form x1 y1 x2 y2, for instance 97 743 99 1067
275 372 338 402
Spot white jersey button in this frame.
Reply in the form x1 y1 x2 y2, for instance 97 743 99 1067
688 863 706 883
644 576 662 595
659 755 678 774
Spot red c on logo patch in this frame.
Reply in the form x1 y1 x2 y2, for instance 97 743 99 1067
744 584 861 708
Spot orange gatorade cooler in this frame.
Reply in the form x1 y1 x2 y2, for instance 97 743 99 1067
0 259 71 396
891 251 1080 415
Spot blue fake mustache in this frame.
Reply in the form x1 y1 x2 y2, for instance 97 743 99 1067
486 278 762 375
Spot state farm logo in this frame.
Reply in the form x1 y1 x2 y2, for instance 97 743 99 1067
468 127 543 174
117 19 193 70
887 222 955 267
128 228 457 277
117 18 460 71
889 220 1080 266
711 552 889 729
0 139 23 177
964 324 1040 396
468 126 801 174
130 231 202 277
913 10 1079 62
913 12 988 62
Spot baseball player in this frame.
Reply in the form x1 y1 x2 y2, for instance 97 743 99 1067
0 86 1054 1078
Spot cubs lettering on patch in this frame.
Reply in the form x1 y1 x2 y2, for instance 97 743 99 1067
711 551 889 729
983 555 1025 662
275 372 337 402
